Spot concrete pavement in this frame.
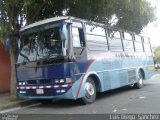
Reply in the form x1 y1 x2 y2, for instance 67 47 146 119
0 93 37 111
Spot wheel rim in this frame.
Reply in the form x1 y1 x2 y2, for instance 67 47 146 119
85 82 95 96
138 72 143 85
139 78 143 85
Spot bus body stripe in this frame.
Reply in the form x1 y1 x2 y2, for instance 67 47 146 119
76 60 94 99
17 84 72 90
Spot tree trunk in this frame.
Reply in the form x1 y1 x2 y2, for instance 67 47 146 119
10 49 17 98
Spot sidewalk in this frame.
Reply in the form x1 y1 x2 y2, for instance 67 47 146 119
0 93 21 110
0 93 37 111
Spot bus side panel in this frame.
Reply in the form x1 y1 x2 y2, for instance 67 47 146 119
143 55 155 80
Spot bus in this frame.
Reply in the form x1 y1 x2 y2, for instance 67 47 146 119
16 16 155 104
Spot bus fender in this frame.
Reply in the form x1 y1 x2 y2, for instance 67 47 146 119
76 71 101 99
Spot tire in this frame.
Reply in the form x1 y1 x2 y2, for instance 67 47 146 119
81 77 96 104
134 70 144 89
128 84 135 88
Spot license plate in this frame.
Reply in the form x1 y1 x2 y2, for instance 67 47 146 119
36 89 44 94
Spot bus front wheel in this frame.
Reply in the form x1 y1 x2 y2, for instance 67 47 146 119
81 77 96 104
134 70 144 89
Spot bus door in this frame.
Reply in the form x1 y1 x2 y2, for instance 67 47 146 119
70 21 87 82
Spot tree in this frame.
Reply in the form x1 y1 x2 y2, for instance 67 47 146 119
154 46 160 63
0 0 24 97
0 0 157 98
0 0 54 97
23 0 157 33
65 0 156 33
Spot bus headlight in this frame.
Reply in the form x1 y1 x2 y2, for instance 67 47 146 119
55 79 59 83
19 82 22 85
60 79 65 83
18 82 26 86
54 78 72 83
54 79 65 83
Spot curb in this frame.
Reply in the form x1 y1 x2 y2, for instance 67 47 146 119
0 99 38 111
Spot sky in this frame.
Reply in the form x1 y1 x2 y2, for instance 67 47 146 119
142 0 160 48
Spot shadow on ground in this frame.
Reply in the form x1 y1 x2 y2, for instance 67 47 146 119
36 83 153 108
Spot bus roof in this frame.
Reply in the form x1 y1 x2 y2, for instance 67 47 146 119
20 16 107 32
20 16 69 31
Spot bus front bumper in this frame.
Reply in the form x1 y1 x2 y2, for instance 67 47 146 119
17 79 84 100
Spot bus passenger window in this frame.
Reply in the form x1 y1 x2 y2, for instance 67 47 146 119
107 29 123 52
85 24 108 51
134 35 143 52
143 37 152 53
72 27 85 47
123 32 134 52
72 27 85 57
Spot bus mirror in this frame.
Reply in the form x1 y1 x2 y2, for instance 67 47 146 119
61 24 67 41
4 34 11 51
62 47 67 56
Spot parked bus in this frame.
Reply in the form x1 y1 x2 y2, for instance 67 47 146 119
16 16 155 104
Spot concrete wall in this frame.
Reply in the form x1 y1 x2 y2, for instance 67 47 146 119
0 43 11 93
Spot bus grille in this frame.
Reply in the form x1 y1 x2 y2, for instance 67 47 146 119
27 79 51 85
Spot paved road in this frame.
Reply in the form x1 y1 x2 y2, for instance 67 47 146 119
1 74 160 114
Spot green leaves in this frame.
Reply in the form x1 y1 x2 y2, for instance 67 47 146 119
115 0 156 33
154 46 160 63
64 0 156 34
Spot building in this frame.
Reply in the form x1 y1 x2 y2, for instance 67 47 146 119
0 42 11 93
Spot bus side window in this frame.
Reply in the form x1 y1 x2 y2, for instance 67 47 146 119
143 37 152 53
108 29 123 52
134 35 143 52
72 27 85 47
122 32 134 52
72 27 85 57
85 24 108 52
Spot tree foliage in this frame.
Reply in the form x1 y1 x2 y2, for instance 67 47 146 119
25 0 156 34
154 46 160 63
0 0 156 42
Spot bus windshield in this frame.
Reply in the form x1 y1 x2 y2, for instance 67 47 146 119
17 23 67 63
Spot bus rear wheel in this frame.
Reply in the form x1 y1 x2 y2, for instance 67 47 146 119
134 70 144 89
81 77 96 104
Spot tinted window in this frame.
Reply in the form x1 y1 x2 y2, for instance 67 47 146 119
143 37 150 43
86 24 106 36
143 37 151 53
123 32 134 52
107 29 123 52
124 32 132 40
123 41 134 52
134 35 143 52
85 24 108 51
72 24 85 58
108 30 121 38
72 27 85 47
143 43 151 53
135 35 142 42
86 34 108 51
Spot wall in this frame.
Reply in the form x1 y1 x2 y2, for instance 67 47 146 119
0 43 11 93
